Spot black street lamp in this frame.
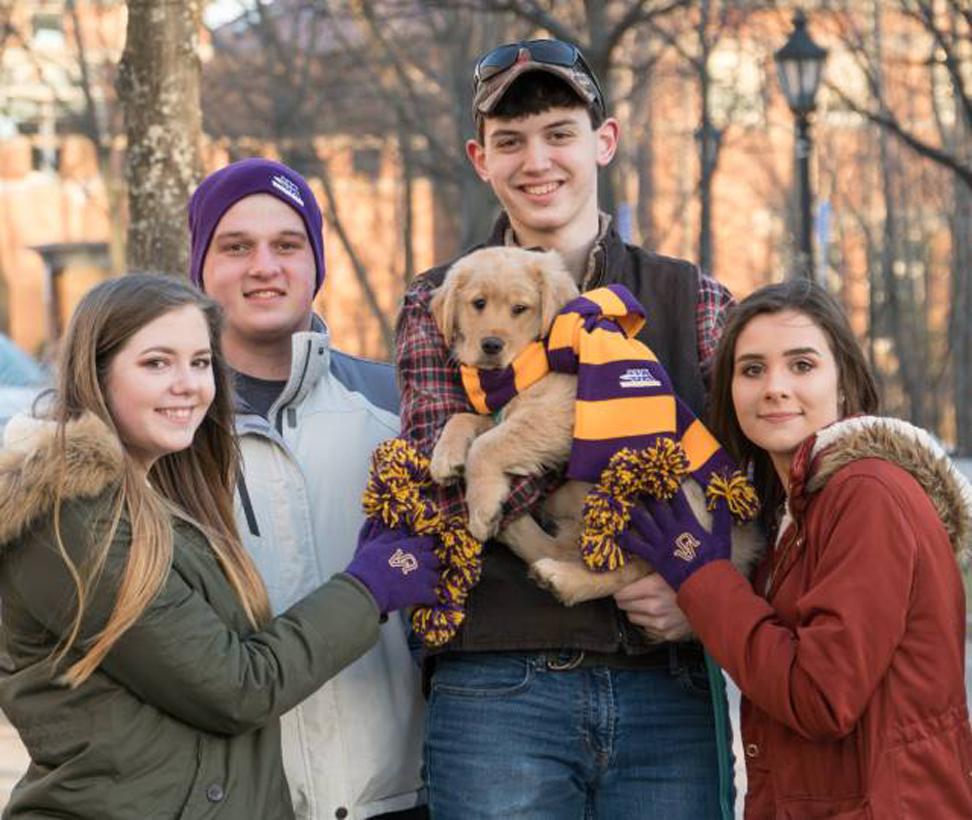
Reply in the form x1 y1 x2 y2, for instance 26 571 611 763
774 10 828 279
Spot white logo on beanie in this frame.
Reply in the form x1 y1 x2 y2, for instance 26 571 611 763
271 174 304 207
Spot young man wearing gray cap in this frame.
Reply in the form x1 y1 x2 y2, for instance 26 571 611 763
396 40 736 818
188 158 428 820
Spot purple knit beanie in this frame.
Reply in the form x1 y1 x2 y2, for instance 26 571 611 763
187 158 325 293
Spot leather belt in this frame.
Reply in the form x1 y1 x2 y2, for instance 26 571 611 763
540 643 704 672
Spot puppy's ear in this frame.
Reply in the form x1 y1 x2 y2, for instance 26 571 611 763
430 262 468 345
532 251 580 335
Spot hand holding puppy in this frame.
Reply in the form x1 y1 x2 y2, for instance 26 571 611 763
613 574 695 642
618 491 732 592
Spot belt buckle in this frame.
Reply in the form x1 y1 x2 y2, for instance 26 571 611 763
546 650 585 671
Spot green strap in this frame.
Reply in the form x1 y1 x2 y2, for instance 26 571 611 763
705 649 736 820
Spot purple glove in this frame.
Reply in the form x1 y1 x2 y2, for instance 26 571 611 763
344 519 441 614
618 490 731 591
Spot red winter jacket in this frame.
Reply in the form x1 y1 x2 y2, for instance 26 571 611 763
680 416 972 818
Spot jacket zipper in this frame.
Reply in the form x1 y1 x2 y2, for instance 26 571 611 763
237 473 260 537
275 339 313 435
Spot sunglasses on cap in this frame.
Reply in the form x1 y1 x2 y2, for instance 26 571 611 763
473 39 606 117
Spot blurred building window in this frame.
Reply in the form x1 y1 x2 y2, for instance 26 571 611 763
30 143 60 173
353 147 382 178
32 13 65 50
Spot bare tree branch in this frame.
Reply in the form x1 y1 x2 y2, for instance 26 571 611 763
907 0 972 129
604 0 692 54
827 83 972 189
315 156 395 355
461 0 578 45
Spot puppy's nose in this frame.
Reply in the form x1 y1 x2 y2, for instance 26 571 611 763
481 337 504 356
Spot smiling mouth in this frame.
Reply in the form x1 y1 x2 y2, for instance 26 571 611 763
520 181 561 196
759 412 802 423
156 407 195 423
245 288 285 299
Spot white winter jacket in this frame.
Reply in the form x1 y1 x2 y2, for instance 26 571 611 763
233 319 425 819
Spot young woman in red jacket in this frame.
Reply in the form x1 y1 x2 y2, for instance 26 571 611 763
619 279 972 818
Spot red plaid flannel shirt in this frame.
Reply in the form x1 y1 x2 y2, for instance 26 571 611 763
396 270 734 523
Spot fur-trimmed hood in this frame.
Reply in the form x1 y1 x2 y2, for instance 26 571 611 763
0 412 124 547
788 415 972 558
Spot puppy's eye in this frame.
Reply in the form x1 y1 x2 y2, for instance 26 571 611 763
511 304 529 316
472 297 486 311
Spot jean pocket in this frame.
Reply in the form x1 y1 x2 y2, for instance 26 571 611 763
430 654 535 698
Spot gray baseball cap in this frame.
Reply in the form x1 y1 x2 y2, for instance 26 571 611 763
472 40 606 126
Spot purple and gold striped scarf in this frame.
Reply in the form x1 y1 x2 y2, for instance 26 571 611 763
460 284 741 489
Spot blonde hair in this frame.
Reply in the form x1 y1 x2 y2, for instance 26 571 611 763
49 274 270 686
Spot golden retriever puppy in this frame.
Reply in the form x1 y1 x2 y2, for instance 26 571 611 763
429 247 575 534
429 246 652 605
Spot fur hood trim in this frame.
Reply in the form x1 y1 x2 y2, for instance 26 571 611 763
802 416 972 558
0 413 124 546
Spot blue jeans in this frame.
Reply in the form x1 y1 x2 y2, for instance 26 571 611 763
424 648 728 819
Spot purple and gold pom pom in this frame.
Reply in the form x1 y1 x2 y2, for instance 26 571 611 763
363 438 483 647
705 470 760 521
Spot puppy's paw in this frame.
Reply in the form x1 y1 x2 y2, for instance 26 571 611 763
467 504 501 542
529 558 599 607
429 445 465 485
529 557 563 591
465 474 509 541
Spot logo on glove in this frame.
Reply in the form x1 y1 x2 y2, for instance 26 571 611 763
388 548 419 575
673 532 701 562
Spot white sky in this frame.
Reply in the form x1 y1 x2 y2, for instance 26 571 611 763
204 0 258 29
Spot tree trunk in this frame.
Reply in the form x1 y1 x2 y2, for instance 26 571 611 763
117 0 203 276
697 0 714 276
397 121 416 285
951 167 972 455
873 9 924 428
628 27 658 249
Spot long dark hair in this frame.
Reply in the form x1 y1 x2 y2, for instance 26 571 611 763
709 279 879 531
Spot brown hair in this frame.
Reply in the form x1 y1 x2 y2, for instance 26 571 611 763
478 72 606 142
50 274 270 685
709 279 879 530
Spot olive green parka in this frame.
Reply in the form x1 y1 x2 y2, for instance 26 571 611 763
0 413 380 819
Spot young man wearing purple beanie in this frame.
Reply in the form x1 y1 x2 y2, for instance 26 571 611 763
188 158 427 820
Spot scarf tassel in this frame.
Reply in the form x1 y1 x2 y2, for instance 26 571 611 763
362 439 484 648
580 440 759 572
706 470 761 521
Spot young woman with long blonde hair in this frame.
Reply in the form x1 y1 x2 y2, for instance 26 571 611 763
0 274 439 819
